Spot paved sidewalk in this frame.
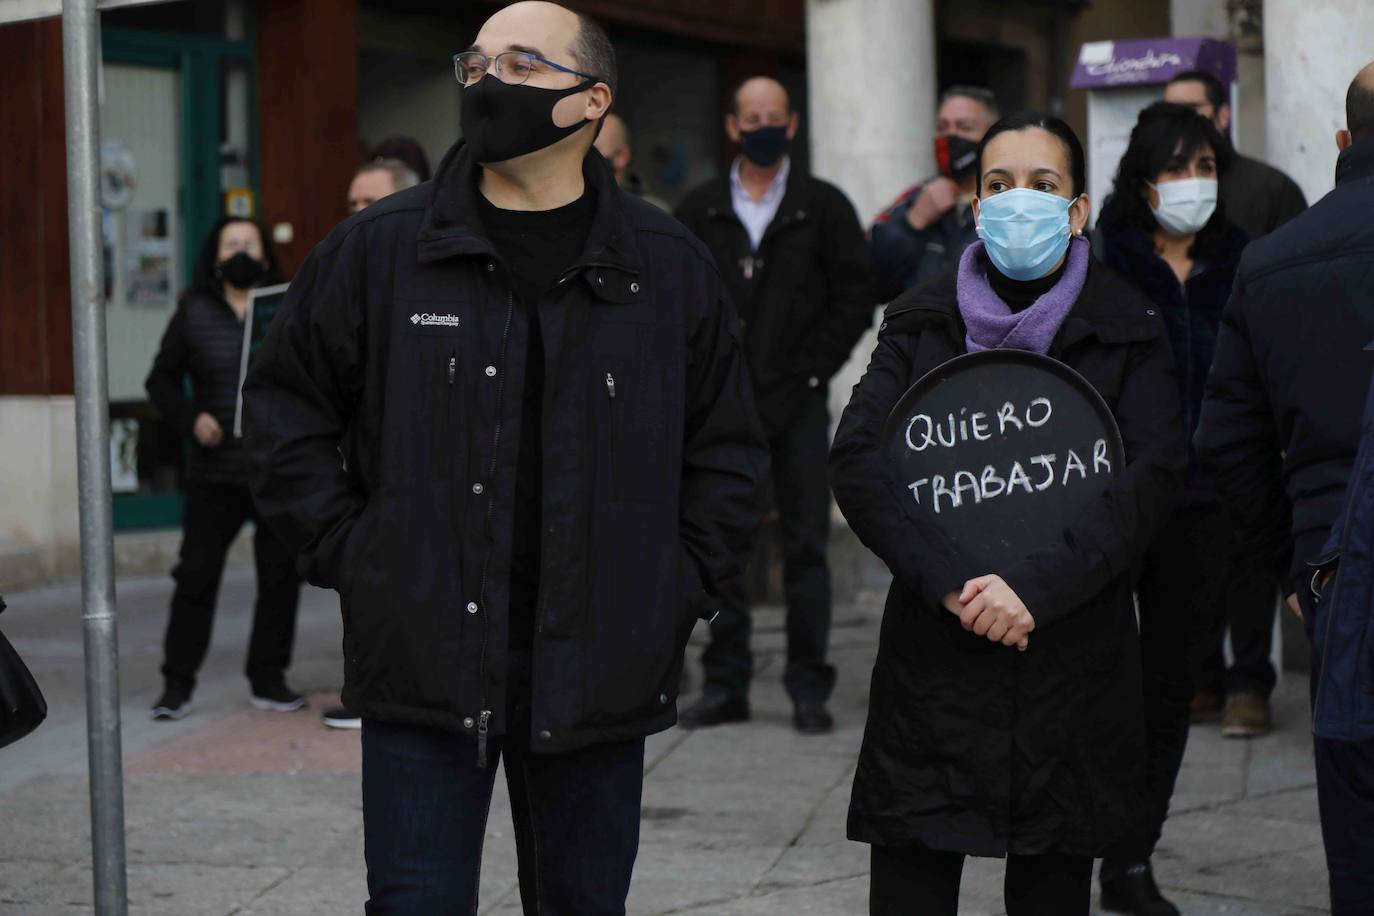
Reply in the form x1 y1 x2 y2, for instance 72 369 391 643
0 569 1329 914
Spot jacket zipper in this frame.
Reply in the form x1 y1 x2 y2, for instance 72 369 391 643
447 353 456 385
605 372 618 483
474 290 515 767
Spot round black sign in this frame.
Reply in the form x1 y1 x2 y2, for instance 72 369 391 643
882 350 1125 574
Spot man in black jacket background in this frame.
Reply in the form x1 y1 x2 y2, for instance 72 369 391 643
1164 70 1307 241
675 76 874 734
1196 61 1374 914
243 2 767 911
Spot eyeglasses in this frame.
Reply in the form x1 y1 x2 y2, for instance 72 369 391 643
454 50 598 88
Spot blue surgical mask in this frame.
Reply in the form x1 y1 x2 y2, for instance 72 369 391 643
975 188 1076 281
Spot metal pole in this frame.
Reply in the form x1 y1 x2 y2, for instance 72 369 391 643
61 1 128 912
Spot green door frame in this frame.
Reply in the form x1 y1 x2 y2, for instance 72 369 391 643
102 26 259 531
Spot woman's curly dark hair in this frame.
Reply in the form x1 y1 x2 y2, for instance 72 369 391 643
1099 101 1236 258
190 216 283 296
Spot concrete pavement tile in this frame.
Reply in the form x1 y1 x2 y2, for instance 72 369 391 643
1244 733 1317 797
0 859 64 905
624 845 781 914
1154 810 1323 873
235 866 367 915
26 861 290 915
658 875 870 915
752 841 867 892
1160 844 1331 913
1223 785 1322 825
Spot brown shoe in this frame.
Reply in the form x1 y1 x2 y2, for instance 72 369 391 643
1190 690 1225 724
1221 691 1272 738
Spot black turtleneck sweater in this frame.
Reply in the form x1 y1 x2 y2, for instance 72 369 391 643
987 259 1068 314
475 189 594 655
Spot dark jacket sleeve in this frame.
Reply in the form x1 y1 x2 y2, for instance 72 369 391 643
870 203 925 304
679 268 770 617
793 187 875 382
829 329 984 608
242 228 367 590
1000 322 1186 629
145 301 200 437
1195 286 1294 585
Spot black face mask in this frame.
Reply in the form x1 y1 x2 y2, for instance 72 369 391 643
739 125 789 167
460 73 595 164
934 135 979 180
216 251 266 290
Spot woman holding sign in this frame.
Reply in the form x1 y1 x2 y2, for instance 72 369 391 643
145 217 304 721
831 112 1184 915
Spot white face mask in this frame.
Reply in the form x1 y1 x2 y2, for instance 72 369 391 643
1149 177 1218 236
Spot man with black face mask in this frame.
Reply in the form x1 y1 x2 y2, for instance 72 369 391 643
870 85 1000 302
675 76 874 736
242 2 767 911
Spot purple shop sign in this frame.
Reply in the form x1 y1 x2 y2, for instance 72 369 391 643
1070 37 1236 90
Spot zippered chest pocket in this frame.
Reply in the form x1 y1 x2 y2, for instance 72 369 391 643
598 358 668 503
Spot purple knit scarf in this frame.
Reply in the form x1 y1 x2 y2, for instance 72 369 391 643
957 236 1089 354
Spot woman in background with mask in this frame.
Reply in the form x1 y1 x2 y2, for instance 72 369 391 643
830 112 1184 915
1092 102 1250 916
145 217 305 721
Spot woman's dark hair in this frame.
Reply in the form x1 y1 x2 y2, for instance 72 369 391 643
191 216 283 295
976 110 1086 197
1099 101 1235 257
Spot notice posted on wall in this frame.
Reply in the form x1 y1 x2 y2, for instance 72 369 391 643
125 208 173 307
233 282 290 438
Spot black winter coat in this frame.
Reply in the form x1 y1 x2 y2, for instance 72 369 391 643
1196 140 1374 591
1097 219 1248 504
831 257 1184 856
146 289 258 485
243 144 768 754
675 166 874 434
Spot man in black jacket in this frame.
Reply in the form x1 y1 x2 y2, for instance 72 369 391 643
1165 70 1307 240
1196 61 1374 914
242 3 767 911
675 76 874 734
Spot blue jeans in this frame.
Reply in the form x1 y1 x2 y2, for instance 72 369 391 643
361 717 645 914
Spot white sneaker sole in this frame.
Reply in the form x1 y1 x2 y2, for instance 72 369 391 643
151 704 188 721
251 696 308 712
321 716 362 730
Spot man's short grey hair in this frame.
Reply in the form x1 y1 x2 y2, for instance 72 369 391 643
940 85 1000 119
358 157 420 191
572 12 617 98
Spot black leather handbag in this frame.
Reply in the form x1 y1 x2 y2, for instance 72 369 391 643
0 595 47 749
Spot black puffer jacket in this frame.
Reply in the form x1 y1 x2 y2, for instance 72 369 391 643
1197 139 1374 590
243 143 767 753
146 289 259 485
831 256 1184 856
675 166 874 434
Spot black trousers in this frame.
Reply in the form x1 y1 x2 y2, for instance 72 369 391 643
700 392 836 703
1315 734 1374 914
161 480 302 691
870 845 1093 916
1107 506 1227 861
1194 543 1279 698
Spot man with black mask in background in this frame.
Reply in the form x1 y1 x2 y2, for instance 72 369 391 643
869 85 1000 301
675 76 873 735
243 2 767 910
1164 69 1307 240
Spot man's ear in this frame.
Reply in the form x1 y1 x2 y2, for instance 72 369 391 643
1216 103 1232 136
786 111 800 141
1337 129 1355 152
725 114 741 144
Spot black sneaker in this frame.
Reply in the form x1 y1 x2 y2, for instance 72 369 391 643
678 694 750 729
250 681 307 712
321 704 361 730
151 685 191 721
1100 859 1180 916
793 700 835 735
